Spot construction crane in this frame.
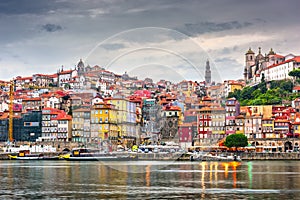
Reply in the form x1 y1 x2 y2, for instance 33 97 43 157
8 80 14 143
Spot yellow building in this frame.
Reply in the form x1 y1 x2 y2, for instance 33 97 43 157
105 98 137 147
262 118 274 138
177 80 195 97
224 80 244 97
72 108 91 143
90 102 118 145
229 82 243 92
241 105 273 118
293 122 300 138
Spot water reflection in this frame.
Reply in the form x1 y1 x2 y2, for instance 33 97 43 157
248 161 253 189
0 161 300 199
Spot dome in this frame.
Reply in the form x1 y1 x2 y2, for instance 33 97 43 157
256 47 264 60
77 59 85 69
245 47 254 55
77 59 85 75
268 48 275 55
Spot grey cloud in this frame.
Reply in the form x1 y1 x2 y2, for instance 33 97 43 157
177 21 253 36
41 24 63 32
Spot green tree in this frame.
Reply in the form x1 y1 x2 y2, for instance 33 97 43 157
240 86 255 100
288 69 300 79
258 73 267 94
252 89 262 99
224 134 248 151
279 80 293 93
228 89 241 99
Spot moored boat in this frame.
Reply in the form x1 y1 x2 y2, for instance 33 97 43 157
8 150 44 160
8 150 61 160
62 148 138 161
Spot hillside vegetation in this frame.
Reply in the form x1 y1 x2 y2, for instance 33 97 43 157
228 78 300 106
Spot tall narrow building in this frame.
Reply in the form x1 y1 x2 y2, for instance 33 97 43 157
205 59 211 84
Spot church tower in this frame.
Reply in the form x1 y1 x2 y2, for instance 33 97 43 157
244 48 255 83
205 59 211 84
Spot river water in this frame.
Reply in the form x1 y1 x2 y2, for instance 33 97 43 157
0 160 300 199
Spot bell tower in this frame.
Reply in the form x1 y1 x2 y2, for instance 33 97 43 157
244 48 255 82
205 59 211 85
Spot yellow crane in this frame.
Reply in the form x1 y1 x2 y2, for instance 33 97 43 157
8 80 14 142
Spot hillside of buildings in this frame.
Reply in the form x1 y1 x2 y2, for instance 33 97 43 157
1 47 300 153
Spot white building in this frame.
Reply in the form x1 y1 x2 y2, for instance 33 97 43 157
0 101 8 112
57 67 78 88
96 80 114 97
46 96 60 109
263 55 300 82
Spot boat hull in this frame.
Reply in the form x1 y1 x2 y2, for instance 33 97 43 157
65 156 137 161
8 154 61 160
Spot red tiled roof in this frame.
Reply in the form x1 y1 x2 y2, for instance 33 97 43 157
228 80 244 85
22 97 41 101
293 86 300 91
163 105 181 111
264 57 299 70
48 74 58 78
273 54 284 58
294 56 300 63
73 108 91 112
15 76 32 81
41 93 53 98
58 70 73 75
56 113 72 120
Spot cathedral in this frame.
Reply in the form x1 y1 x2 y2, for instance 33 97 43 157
77 59 85 76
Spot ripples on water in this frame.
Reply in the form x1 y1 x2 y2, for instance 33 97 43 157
1 160 300 199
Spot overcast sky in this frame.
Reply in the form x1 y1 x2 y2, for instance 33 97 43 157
1 0 300 82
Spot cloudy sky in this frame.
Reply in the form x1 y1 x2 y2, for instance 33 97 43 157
1 0 300 82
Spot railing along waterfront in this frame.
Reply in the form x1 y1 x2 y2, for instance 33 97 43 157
240 152 300 160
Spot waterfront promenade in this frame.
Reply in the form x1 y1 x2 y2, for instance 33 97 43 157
1 151 300 160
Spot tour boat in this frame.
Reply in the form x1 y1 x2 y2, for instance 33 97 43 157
62 148 138 161
8 150 44 160
8 150 61 160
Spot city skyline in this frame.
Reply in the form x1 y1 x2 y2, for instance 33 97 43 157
1 0 300 82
